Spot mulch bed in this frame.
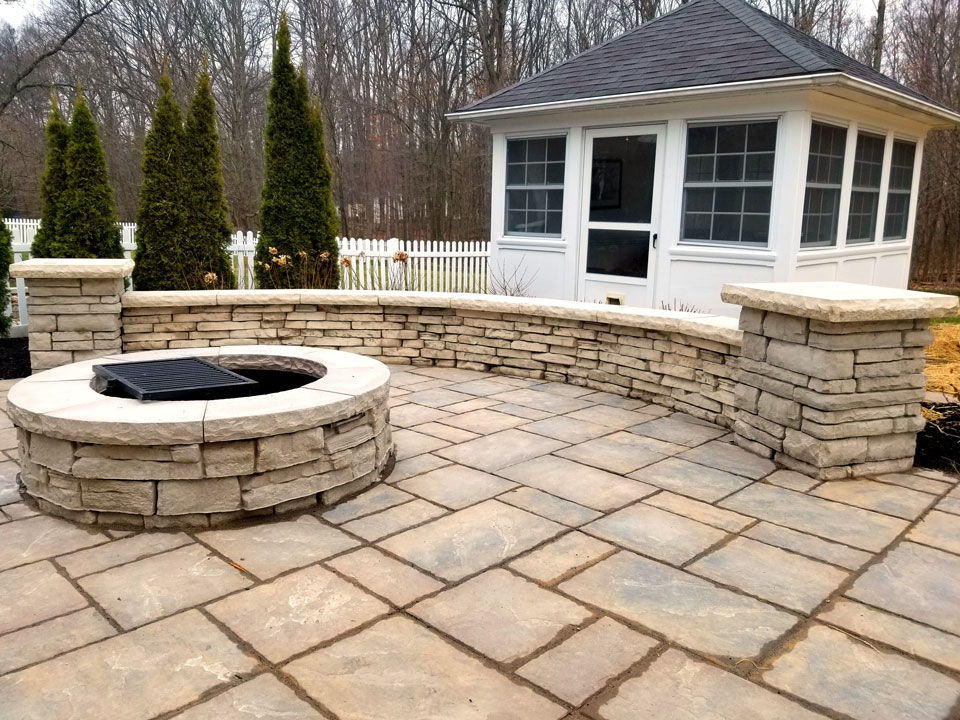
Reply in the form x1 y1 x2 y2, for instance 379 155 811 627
0 337 30 379
916 402 960 474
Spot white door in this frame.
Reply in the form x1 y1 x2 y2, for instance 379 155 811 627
578 126 664 306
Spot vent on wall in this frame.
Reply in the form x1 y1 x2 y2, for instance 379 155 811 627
605 293 626 305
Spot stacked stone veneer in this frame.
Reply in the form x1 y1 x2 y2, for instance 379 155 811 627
722 282 958 480
732 309 929 478
120 292 743 428
10 259 131 373
16 393 392 528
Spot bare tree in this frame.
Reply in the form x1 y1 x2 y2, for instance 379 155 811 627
0 0 113 118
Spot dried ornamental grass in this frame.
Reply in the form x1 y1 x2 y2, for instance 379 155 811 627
925 322 960 396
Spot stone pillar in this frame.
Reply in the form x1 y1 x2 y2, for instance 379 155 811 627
721 282 958 480
9 259 133 373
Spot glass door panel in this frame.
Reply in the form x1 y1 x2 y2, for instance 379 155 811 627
580 127 661 307
589 135 656 224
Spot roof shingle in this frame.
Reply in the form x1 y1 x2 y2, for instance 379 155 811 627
456 0 942 114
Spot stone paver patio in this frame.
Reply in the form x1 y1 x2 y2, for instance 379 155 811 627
1 367 959 719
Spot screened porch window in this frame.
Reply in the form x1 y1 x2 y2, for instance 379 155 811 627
846 131 885 243
681 120 777 246
801 122 846 247
883 139 916 240
505 136 565 236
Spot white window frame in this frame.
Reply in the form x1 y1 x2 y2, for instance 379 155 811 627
799 115 922 252
678 116 780 248
800 120 849 248
503 134 568 238
882 136 920 242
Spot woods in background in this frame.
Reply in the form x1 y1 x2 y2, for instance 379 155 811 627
0 0 957 284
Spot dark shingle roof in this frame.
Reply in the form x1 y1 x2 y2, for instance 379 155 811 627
455 0 945 115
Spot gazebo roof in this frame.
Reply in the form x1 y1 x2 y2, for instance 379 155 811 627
452 0 958 125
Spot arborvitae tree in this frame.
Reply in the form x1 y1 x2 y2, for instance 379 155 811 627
255 13 339 288
131 74 186 290
54 91 123 258
31 93 70 258
309 94 340 284
0 217 12 337
182 67 236 289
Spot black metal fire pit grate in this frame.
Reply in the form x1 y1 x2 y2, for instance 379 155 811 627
93 356 259 401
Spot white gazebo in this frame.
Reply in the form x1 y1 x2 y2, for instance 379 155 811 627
450 0 960 315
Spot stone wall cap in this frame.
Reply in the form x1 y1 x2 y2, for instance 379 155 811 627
10 258 134 279
721 281 959 322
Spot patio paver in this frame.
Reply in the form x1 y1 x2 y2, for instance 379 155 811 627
207 564 389 662
411 569 592 662
601 648 827 720
764 625 960 720
286 616 565 720
560 551 798 658
0 610 256 720
0 366 957 720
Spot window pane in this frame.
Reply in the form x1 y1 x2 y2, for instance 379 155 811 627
745 153 774 181
506 164 525 185
801 123 846 247
506 190 527 211
847 190 879 243
744 187 771 213
507 140 526 163
684 213 712 240
888 140 915 190
506 211 526 232
504 136 564 236
685 188 713 213
712 214 741 243
681 120 777 246
742 214 770 244
685 155 714 182
717 124 746 153
715 187 743 213
688 126 716 155
546 211 563 235
589 134 656 223
528 190 546 209
546 162 564 184
747 122 778 151
716 155 744 181
852 133 884 189
527 138 546 162
586 229 650 278
883 193 910 240
547 137 566 161
525 211 547 234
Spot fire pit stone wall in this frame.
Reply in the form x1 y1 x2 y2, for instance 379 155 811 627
7 346 394 527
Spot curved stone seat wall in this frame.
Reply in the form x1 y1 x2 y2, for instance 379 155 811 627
121 291 743 428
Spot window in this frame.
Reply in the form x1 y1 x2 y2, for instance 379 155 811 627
682 120 777 245
883 140 916 240
801 123 847 247
846 131 885 243
505 136 565 236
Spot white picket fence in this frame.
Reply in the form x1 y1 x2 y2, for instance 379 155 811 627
3 219 489 327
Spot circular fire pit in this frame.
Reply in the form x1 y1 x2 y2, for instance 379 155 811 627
7 346 394 527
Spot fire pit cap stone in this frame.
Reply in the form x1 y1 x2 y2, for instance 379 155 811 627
7 346 390 445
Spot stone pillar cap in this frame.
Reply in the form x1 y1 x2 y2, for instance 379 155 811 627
10 258 134 279
721 281 959 322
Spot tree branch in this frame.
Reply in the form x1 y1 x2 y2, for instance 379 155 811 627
0 0 114 118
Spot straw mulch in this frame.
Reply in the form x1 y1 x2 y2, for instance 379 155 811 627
925 322 960 397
